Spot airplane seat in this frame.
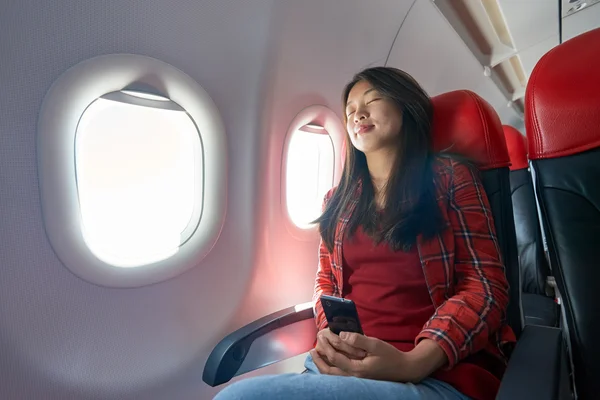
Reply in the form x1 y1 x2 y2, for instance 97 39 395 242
503 125 558 327
525 27 600 399
204 90 570 400
429 91 522 336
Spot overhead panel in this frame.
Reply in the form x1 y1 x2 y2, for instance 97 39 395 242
433 0 535 116
386 0 491 96
562 0 600 17
500 0 558 51
562 0 600 40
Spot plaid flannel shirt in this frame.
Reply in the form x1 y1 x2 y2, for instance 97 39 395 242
312 157 516 368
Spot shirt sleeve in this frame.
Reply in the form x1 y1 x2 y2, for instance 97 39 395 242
312 188 337 331
416 160 510 368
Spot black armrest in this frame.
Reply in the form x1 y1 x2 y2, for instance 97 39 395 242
202 303 317 387
496 325 571 400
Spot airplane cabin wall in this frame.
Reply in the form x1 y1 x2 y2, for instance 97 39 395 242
0 0 526 399
0 0 275 398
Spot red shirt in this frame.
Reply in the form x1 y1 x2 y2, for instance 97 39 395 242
342 226 434 352
342 226 503 400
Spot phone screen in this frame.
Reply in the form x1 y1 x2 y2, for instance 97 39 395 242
320 294 364 335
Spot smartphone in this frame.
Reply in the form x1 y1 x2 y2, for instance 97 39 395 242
319 294 364 335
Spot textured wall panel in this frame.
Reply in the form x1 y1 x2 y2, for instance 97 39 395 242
0 0 274 398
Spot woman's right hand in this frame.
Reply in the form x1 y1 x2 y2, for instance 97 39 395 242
315 328 367 364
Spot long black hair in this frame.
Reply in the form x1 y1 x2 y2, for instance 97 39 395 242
314 67 445 252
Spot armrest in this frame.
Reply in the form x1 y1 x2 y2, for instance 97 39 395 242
202 303 317 387
496 325 571 400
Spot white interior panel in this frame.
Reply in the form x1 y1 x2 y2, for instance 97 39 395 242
499 0 559 51
519 34 560 76
562 3 600 40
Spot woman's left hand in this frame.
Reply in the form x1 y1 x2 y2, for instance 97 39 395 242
310 333 446 383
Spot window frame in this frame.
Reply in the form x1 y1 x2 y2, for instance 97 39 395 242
74 92 204 268
281 105 345 241
37 54 227 288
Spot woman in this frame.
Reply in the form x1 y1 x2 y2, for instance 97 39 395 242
214 67 516 400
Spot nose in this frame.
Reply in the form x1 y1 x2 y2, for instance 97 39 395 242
353 105 367 123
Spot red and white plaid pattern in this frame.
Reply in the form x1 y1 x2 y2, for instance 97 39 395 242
312 158 516 368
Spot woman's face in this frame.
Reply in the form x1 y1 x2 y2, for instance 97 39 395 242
345 80 403 155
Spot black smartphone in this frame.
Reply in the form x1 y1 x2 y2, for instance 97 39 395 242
319 294 364 335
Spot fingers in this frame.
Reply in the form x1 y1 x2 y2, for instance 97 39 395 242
311 347 365 378
310 349 348 376
329 331 368 359
317 329 367 360
315 331 339 365
339 331 378 354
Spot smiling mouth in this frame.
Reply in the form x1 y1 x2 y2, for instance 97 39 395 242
356 125 374 134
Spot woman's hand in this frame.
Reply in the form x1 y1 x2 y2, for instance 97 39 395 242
314 328 367 365
310 333 448 383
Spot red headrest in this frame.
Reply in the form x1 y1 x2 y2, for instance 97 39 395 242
431 90 510 170
503 125 528 171
525 27 600 160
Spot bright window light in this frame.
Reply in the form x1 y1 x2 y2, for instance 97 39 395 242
121 90 170 101
286 128 334 229
75 93 202 268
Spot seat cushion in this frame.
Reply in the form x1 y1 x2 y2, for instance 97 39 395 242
522 293 558 327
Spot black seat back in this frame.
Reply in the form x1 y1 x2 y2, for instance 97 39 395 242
431 90 523 336
504 125 558 327
525 27 600 398
503 125 551 295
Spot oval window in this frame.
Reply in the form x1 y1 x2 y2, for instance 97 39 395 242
75 90 202 267
285 125 335 229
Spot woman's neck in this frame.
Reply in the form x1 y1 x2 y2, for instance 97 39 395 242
366 148 397 188
365 148 398 208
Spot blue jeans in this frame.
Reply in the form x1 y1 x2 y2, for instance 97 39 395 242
213 354 470 399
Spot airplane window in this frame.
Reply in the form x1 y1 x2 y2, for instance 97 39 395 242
75 91 202 267
285 125 335 229
37 54 226 287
